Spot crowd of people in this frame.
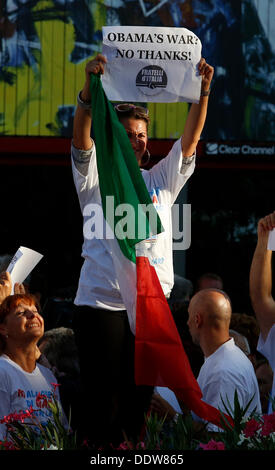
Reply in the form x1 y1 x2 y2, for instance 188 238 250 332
0 52 274 450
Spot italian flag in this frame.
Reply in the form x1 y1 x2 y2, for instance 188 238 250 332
90 74 232 429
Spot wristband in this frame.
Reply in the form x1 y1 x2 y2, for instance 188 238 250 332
201 89 211 97
182 155 195 165
77 91 91 110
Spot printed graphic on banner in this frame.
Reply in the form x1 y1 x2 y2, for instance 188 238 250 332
135 65 168 96
101 26 202 103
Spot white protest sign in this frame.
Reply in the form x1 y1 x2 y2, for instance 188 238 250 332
101 26 202 103
7 246 43 293
268 229 275 250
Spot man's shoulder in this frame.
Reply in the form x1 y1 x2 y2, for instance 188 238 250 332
204 342 249 372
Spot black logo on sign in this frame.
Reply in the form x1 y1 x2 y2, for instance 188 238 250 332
136 66 167 96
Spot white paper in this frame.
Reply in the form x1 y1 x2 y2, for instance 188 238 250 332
7 246 43 293
268 229 275 250
101 26 202 103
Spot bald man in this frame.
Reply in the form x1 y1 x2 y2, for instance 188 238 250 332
187 289 261 429
151 288 261 430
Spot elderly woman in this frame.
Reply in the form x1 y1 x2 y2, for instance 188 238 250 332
0 294 67 441
72 54 214 446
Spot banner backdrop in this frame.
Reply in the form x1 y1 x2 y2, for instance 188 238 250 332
101 26 202 103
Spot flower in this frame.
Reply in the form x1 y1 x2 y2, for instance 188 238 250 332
261 413 275 437
118 442 130 450
0 440 17 450
136 441 146 450
36 392 52 409
243 418 261 438
0 415 10 425
111 441 134 450
0 408 36 425
0 393 77 451
199 440 225 450
51 383 61 393
24 406 35 417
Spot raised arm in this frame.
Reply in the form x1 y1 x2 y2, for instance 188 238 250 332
73 54 107 150
249 211 275 340
181 58 214 158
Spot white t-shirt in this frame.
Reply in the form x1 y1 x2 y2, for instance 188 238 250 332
0 355 67 440
194 338 262 431
71 138 195 310
155 386 182 414
257 323 275 414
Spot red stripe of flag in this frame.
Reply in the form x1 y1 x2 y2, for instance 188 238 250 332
135 256 233 429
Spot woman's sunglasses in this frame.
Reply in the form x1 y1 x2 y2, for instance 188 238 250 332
114 103 149 116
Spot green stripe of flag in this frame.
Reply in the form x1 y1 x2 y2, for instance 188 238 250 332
90 74 163 264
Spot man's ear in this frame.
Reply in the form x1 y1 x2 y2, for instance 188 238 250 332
195 313 203 328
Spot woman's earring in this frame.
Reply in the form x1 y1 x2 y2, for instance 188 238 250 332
142 148 151 167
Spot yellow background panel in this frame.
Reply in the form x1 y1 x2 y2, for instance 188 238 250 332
15 64 29 135
0 81 6 134
4 73 17 135
0 1 190 139
39 19 54 136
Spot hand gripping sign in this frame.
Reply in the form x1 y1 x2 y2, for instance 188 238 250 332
101 26 202 103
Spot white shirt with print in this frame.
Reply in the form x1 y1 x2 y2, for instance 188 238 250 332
0 355 67 440
71 138 195 310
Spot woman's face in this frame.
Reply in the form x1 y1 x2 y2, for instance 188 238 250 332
1 302 44 344
119 117 148 166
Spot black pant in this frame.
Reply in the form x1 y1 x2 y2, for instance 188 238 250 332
72 305 153 448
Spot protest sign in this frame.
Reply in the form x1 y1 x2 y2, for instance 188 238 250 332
7 246 43 293
101 26 202 103
268 229 275 250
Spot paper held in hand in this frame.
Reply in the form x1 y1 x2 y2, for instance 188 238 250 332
101 26 202 103
268 229 275 250
7 246 43 293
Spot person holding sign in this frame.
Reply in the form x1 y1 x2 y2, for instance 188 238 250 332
74 54 213 158
72 53 214 447
250 211 275 414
